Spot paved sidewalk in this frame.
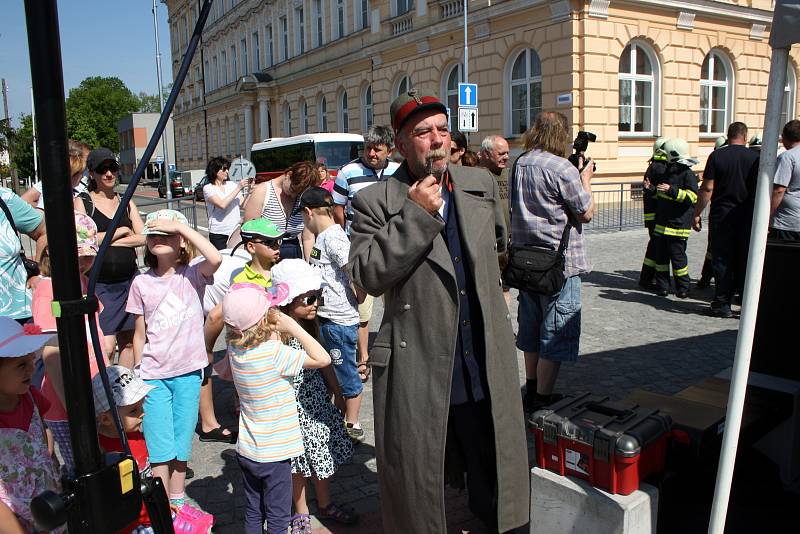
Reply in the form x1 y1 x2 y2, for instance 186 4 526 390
186 227 738 533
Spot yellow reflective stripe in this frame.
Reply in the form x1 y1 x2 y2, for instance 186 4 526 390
644 213 655 221
654 225 691 238
674 266 689 276
655 192 672 201
655 264 670 272
676 189 686 202
643 257 656 267
684 189 698 204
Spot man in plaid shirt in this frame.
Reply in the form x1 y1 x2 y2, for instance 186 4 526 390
510 112 595 413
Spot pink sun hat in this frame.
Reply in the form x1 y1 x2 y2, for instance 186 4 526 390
222 282 290 332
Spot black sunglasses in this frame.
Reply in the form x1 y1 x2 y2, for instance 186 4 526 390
95 164 119 174
250 238 282 250
295 292 323 306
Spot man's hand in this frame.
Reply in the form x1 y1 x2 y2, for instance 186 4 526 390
580 159 594 183
643 177 651 189
656 183 670 193
408 175 443 215
693 215 702 232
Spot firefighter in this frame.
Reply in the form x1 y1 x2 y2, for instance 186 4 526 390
639 137 670 289
652 138 699 298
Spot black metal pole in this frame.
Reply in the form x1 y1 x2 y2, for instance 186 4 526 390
24 0 103 475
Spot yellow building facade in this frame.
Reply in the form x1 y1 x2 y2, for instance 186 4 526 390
164 0 799 180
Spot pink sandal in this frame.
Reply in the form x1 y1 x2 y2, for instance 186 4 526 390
173 504 214 533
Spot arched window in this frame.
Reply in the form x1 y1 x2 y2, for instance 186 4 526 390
300 100 309 134
283 103 292 136
618 42 659 135
781 64 797 128
443 63 463 132
395 75 411 99
339 90 349 132
700 51 733 136
508 49 542 136
318 96 328 132
362 85 373 131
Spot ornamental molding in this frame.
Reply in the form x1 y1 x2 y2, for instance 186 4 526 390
474 21 491 39
588 0 610 19
550 0 571 21
677 12 696 30
750 23 766 40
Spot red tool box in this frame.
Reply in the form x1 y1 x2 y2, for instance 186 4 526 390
529 393 672 495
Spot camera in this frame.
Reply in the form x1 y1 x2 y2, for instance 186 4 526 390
568 131 597 172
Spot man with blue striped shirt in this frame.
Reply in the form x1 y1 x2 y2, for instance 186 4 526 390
332 125 399 379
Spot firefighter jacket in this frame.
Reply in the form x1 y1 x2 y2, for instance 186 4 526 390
642 157 669 224
653 163 699 239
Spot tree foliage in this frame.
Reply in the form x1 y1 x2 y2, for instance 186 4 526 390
135 84 173 113
66 77 139 152
9 114 34 179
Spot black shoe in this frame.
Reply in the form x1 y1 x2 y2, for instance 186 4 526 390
675 291 689 299
186 467 194 480
709 305 733 318
197 426 238 444
522 389 537 413
639 280 657 290
656 289 669 297
695 278 711 289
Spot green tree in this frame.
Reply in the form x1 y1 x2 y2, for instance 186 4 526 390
135 84 173 113
66 76 139 152
9 114 34 180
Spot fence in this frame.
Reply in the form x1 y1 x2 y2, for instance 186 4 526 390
585 181 645 232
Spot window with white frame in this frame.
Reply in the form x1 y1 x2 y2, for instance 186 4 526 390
443 63 463 132
212 55 219 88
221 50 228 85
396 0 413 16
360 0 369 30
335 0 345 39
395 75 411 98
280 16 289 61
781 65 797 128
318 96 328 132
295 6 305 54
203 61 210 92
182 15 189 47
699 51 732 136
252 32 260 71
241 38 248 74
339 91 349 132
300 100 309 134
284 103 292 136
314 0 324 47
362 85 373 130
231 45 237 80
508 49 542 136
265 25 274 67
618 42 659 135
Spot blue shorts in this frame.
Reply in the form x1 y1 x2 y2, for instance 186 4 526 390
142 370 202 463
516 276 582 362
318 318 362 399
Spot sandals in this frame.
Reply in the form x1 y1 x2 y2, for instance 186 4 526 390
317 502 359 525
357 361 371 383
197 426 238 444
290 513 313 534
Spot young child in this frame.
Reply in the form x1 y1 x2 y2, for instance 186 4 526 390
299 187 365 442
32 212 109 474
0 317 59 533
92 364 154 534
271 259 356 532
229 218 284 288
221 283 331 534
125 209 221 510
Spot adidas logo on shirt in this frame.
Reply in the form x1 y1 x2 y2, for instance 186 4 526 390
150 292 196 334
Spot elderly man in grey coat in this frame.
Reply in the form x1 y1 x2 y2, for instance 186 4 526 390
348 88 529 533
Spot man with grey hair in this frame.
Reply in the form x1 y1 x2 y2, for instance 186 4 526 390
332 124 400 386
478 134 510 176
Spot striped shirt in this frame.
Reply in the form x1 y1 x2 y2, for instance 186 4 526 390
332 158 400 233
510 149 592 278
262 180 304 240
229 339 306 463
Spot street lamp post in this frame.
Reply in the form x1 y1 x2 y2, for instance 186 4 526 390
152 0 172 206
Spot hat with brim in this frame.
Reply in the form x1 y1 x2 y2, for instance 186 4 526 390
143 209 189 236
92 365 155 415
87 148 117 173
240 218 285 242
271 259 323 302
223 282 291 332
293 187 335 216
390 88 448 133
0 318 57 358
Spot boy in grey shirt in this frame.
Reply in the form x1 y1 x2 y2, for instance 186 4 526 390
771 120 800 240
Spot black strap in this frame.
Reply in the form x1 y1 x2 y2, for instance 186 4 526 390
508 152 572 256
0 195 25 251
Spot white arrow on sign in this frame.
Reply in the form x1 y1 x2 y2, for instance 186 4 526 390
464 86 472 106
458 107 478 132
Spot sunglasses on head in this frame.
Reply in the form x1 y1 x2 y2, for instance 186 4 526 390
95 164 119 174
295 292 323 306
250 238 282 249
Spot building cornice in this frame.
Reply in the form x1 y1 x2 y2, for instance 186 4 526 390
618 0 773 25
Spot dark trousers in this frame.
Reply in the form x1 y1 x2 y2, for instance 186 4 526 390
640 222 657 284
769 228 800 241
208 232 229 250
279 238 302 259
653 235 690 292
236 454 292 534
711 216 750 305
700 242 714 283
446 400 498 532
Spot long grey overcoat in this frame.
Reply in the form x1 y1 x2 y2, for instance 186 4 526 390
348 162 530 533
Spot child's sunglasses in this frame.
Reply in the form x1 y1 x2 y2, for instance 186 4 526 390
295 293 323 306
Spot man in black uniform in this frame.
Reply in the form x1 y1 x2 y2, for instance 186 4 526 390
693 122 759 317
652 138 699 298
640 137 669 289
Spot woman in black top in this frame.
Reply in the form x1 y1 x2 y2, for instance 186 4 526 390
74 148 145 368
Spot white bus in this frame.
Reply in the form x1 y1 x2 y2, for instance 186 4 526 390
250 133 363 182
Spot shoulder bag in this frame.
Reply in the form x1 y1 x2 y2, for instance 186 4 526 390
0 195 40 279
501 154 570 296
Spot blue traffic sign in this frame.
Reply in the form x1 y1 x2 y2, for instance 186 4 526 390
458 83 478 108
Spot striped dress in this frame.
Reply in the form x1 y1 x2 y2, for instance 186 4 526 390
261 180 304 241
228 339 306 462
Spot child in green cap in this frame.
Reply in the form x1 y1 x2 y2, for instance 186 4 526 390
230 218 285 288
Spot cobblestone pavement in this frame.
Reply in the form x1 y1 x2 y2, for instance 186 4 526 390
186 227 738 533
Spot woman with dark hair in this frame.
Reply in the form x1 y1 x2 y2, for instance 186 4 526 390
74 148 145 368
203 156 249 250
450 131 468 166
243 161 317 260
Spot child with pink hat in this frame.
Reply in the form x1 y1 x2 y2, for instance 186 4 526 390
221 283 331 534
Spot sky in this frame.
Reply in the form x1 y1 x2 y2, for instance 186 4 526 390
0 0 174 126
